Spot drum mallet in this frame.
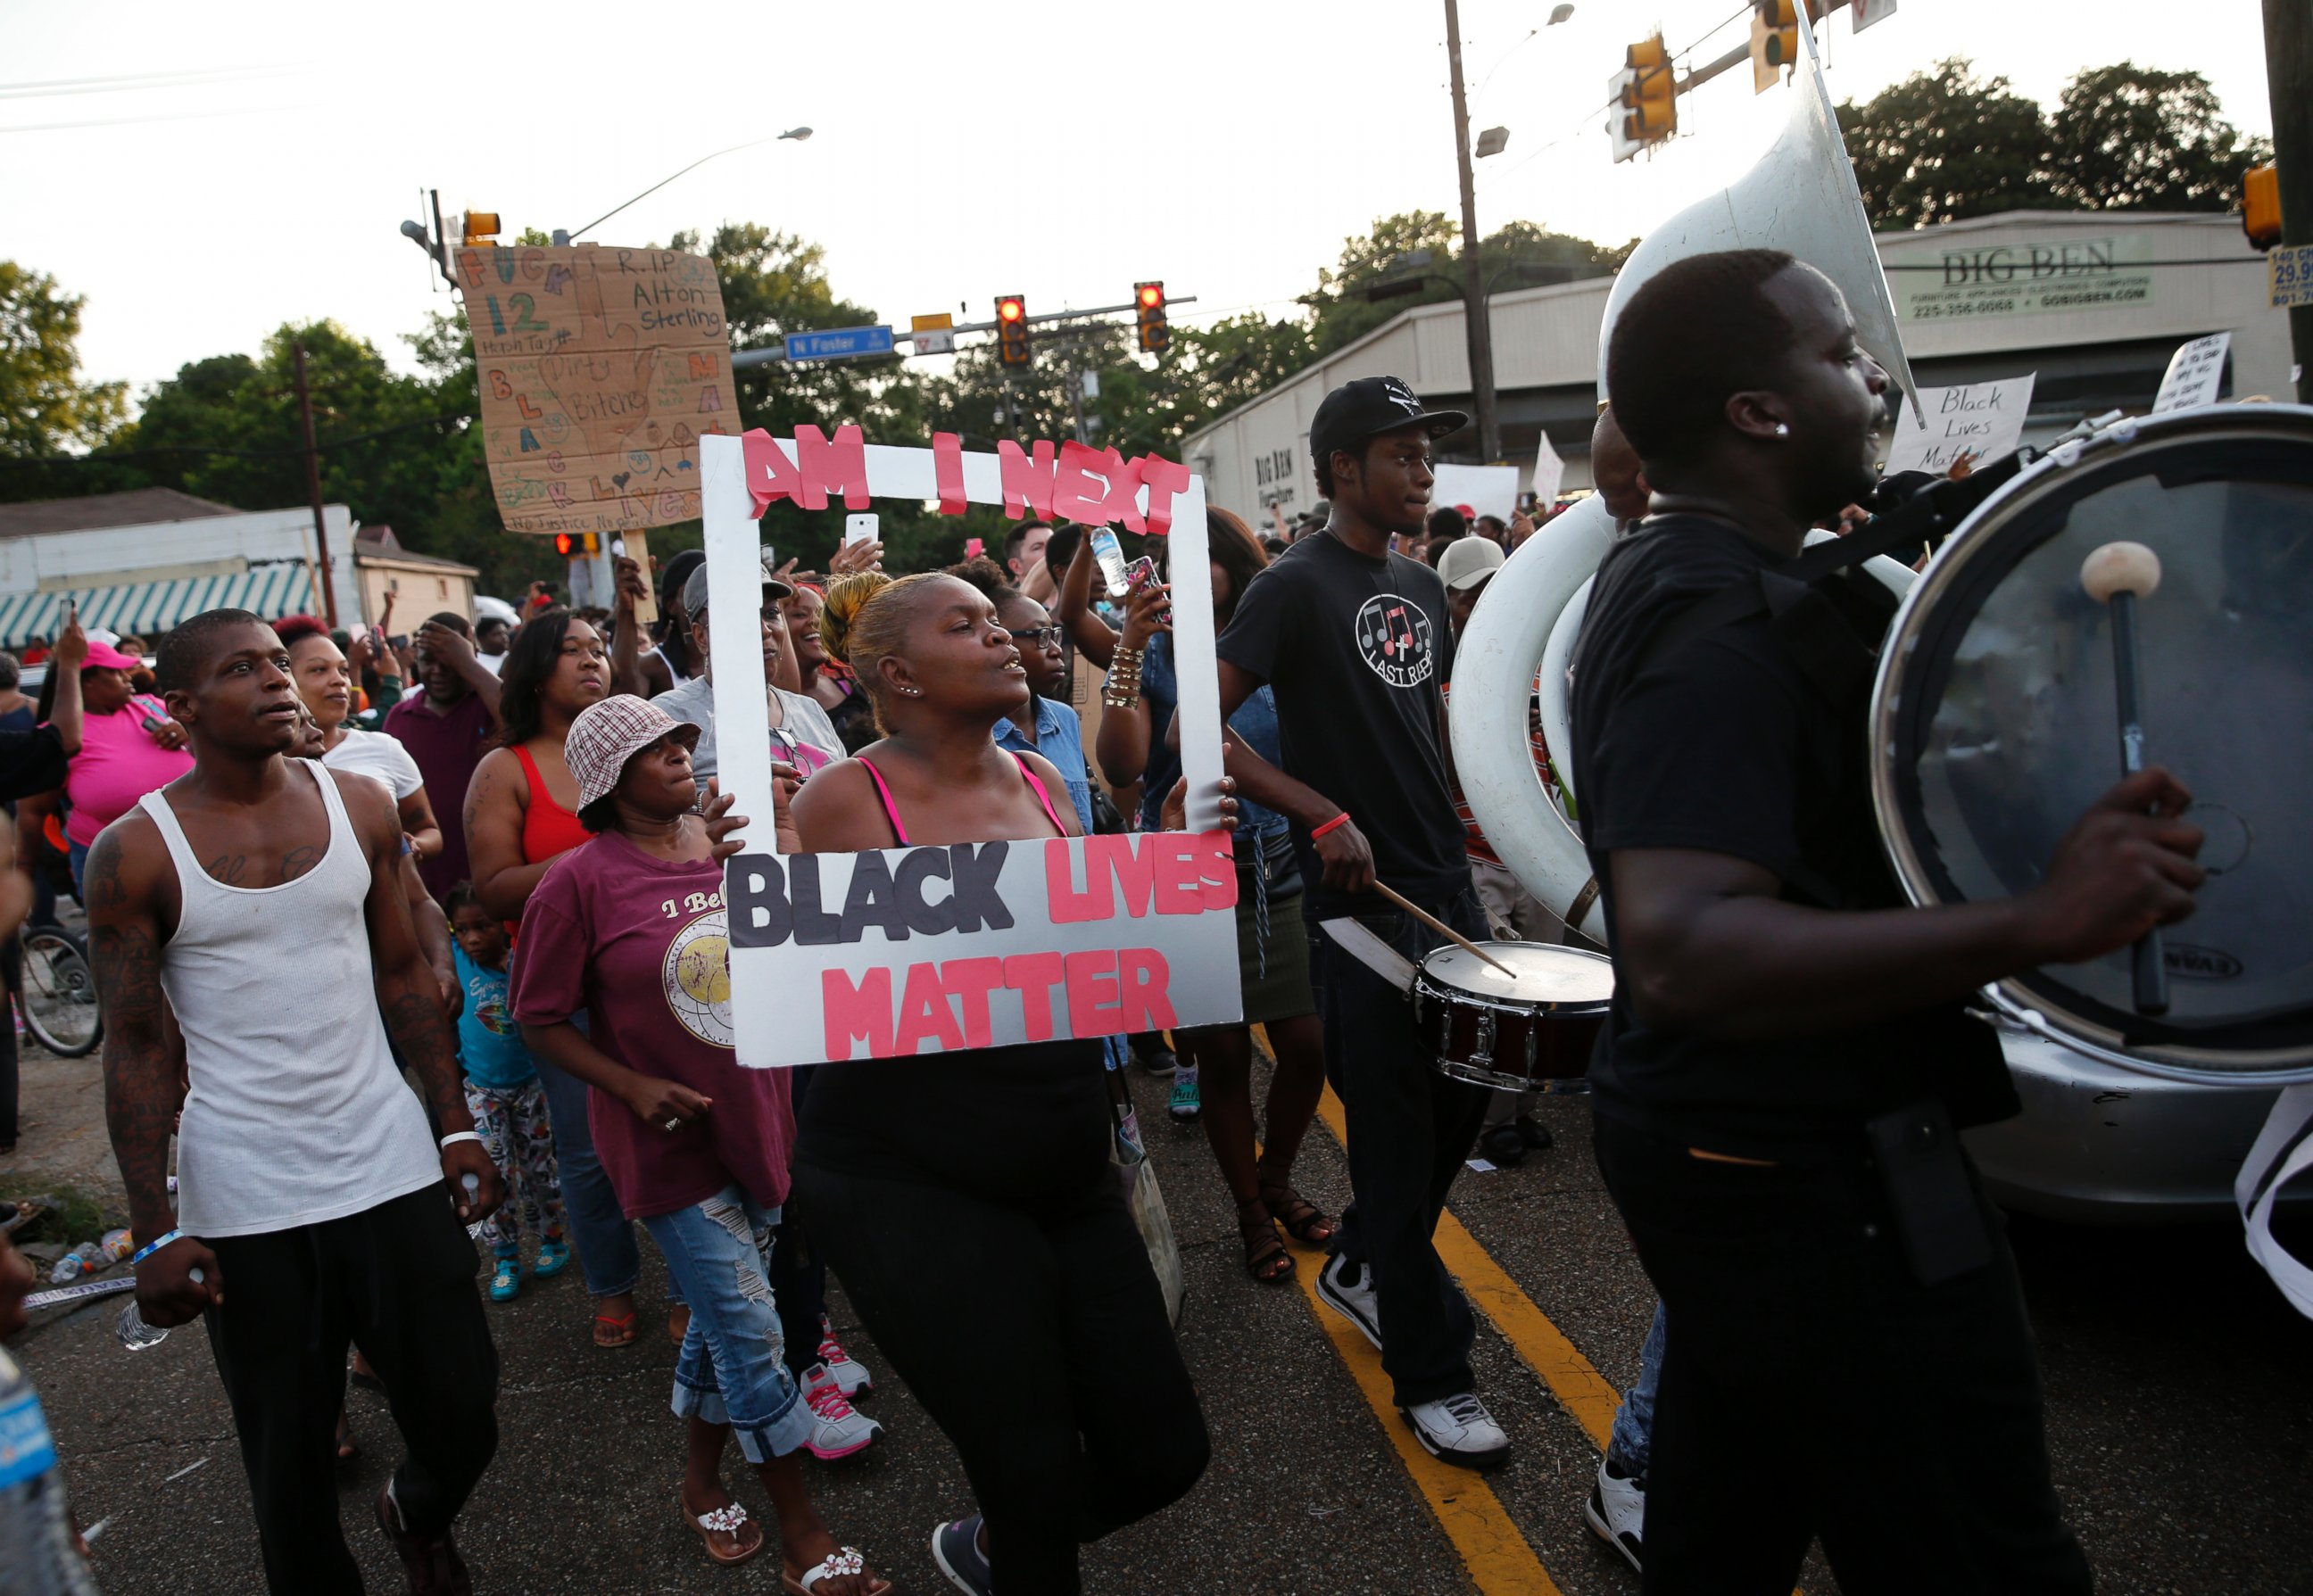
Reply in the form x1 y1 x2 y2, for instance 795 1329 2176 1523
2079 540 2168 1017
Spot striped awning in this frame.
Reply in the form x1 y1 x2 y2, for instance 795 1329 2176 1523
0 563 319 648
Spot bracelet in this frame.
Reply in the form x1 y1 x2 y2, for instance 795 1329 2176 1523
439 1131 485 1150
1109 645 1144 669
1310 812 1352 841
130 1229 184 1266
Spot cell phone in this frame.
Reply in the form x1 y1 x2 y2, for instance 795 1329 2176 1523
845 513 879 548
964 536 984 558
1123 555 1156 589
387 634 410 650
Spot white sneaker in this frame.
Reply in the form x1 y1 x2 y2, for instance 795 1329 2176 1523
1402 1391 1511 1469
800 1364 883 1460
1315 1253 1382 1351
818 1318 873 1399
1583 1455 1646 1572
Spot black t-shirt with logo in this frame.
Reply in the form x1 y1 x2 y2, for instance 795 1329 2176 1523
1218 530 1471 918
1569 515 2014 1160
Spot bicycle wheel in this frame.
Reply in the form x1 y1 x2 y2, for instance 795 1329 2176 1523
19 926 102 1058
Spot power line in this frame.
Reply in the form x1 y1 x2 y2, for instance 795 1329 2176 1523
0 102 310 136
0 64 300 100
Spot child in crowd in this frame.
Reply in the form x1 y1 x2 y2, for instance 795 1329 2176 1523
448 882 569 1301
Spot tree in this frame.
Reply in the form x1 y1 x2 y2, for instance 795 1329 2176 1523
1836 60 2053 229
2045 64 2272 212
1297 212 1629 358
0 262 127 473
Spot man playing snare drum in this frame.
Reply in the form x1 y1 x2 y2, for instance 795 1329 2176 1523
1571 248 2204 1594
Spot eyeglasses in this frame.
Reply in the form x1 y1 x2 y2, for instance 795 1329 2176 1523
1002 624 1065 649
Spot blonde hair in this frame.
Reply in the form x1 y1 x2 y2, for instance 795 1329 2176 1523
820 570 942 734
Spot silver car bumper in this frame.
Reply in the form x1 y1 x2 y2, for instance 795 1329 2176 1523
1965 1024 2283 1224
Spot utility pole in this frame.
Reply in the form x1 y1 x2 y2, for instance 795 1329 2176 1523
2266 0 2313 405
292 343 339 625
1443 0 1500 462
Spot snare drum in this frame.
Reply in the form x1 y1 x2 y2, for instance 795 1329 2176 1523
1871 404 2313 1086
1410 941 1616 1092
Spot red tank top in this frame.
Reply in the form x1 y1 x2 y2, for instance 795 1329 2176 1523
513 743 593 864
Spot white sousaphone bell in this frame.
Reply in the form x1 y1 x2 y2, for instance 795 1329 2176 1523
1452 18 1919 944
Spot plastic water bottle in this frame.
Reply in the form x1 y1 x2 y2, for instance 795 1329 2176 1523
0 1346 102 1592
45 1245 103 1285
97 1229 132 1265
115 1267 204 1352
1089 525 1132 599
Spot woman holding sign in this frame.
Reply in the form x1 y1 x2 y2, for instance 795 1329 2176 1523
792 571 1212 1596
510 695 887 1591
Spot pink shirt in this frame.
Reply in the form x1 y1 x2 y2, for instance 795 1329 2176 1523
65 697 195 846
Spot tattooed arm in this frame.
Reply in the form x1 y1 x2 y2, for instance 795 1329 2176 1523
340 770 503 1223
87 816 221 1327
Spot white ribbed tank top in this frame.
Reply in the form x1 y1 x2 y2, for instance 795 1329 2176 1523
138 760 442 1237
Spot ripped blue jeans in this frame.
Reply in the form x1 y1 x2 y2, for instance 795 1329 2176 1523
641 1186 811 1463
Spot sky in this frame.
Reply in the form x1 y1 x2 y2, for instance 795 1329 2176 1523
0 0 2280 404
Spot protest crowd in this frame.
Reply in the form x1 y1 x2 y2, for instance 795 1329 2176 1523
0 245 2230 1596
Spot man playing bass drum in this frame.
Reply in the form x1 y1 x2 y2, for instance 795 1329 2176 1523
1571 248 2206 1594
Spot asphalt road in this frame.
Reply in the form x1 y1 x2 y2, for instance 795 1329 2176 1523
15 1055 2313 1595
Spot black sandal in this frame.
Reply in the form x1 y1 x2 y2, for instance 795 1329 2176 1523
1237 1203 1295 1284
1258 1178 1337 1247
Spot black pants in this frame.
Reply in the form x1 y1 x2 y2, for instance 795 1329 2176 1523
203 1183 500 1595
0 931 18 1146
796 1161 1208 1596
1593 1113 2093 1596
1312 891 1492 1407
771 1064 825 1382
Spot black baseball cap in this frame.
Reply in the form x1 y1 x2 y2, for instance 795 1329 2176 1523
1309 376 1468 469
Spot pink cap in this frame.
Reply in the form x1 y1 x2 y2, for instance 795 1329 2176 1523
81 640 143 672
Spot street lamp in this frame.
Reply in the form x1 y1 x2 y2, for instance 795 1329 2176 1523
557 126 814 244
1445 1 1572 462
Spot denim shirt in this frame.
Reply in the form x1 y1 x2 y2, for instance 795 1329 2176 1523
993 694 1096 833
1136 632 1289 839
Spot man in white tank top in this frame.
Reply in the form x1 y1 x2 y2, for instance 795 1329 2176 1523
87 608 505 1596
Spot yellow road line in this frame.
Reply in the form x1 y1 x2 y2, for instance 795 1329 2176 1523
1312 1087 1625 1452
1282 1228 1564 1595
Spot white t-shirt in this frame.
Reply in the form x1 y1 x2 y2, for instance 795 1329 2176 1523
654 674 843 783
476 652 505 678
323 726 426 800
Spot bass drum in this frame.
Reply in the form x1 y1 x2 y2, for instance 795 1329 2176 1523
1872 404 2313 1087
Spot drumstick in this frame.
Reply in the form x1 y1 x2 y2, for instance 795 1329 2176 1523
2080 541 2168 1017
1371 881 1518 977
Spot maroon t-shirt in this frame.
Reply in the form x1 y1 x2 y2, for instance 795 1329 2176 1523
384 691 495 901
508 830 794 1219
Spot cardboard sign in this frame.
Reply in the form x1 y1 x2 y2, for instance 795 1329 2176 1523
1882 375 2036 476
1430 463 1521 524
2152 333 2231 414
702 432 1239 1068
458 245 735 536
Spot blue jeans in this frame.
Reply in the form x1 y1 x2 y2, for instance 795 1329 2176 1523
1608 1300 1667 1476
532 1054 642 1301
642 1186 812 1464
67 835 89 902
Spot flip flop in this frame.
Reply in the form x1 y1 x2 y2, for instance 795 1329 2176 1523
685 1499 765 1567
783 1545 890 1595
593 1310 639 1347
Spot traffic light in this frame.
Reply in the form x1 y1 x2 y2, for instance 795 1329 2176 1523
2244 163 2283 251
1134 282 1169 353
551 533 601 557
995 294 1030 367
1620 36 1675 146
460 210 502 247
555 533 574 556
1751 1 1803 93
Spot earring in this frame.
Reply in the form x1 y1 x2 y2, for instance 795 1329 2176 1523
1774 423 1790 436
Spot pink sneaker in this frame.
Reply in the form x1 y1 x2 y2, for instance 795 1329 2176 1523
800 1364 883 1460
818 1319 874 1398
